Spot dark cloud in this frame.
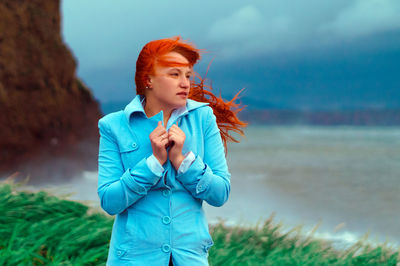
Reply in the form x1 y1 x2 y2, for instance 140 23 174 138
206 0 400 59
62 0 400 109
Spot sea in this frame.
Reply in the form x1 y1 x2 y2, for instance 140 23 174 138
11 125 400 249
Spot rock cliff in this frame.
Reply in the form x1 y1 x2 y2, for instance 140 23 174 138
0 0 102 180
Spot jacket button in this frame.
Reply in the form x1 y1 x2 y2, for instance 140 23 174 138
132 143 137 148
162 189 171 197
162 216 171 224
138 186 145 193
117 251 122 256
162 244 171 253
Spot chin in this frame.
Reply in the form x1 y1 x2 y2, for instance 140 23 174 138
174 99 187 108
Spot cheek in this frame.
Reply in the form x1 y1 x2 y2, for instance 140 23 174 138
153 79 168 93
153 77 178 97
162 80 177 92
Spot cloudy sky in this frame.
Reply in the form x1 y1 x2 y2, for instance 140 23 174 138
61 0 400 110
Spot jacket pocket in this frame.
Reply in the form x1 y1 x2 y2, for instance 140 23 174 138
113 247 139 261
119 139 140 171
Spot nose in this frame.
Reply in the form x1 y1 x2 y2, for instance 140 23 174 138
180 76 190 89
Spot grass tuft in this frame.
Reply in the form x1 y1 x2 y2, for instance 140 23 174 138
0 182 398 265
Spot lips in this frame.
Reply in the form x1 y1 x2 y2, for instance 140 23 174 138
177 92 188 97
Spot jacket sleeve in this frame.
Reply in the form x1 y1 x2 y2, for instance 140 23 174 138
97 118 162 215
176 107 231 207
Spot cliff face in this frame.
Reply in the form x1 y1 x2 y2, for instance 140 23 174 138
0 0 102 178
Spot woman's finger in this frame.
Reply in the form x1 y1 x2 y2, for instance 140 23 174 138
168 131 176 140
169 130 185 141
170 124 181 132
168 132 185 146
160 138 169 145
159 132 168 139
151 125 167 138
169 126 184 137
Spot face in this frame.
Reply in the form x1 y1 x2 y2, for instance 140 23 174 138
146 52 193 111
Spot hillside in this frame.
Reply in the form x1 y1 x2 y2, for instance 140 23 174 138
0 0 102 179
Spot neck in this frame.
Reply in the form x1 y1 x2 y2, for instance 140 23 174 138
143 97 173 126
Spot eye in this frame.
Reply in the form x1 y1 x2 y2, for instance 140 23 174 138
170 72 179 77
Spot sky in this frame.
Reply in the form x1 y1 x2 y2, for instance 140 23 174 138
61 0 400 110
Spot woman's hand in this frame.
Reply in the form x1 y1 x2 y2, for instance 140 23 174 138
149 121 168 165
168 124 186 170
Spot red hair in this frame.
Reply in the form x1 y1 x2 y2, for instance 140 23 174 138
135 36 247 150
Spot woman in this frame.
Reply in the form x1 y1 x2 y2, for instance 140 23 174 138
98 36 246 265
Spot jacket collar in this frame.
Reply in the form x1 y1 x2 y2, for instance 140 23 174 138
124 94 208 121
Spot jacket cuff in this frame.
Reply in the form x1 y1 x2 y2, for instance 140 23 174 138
177 151 195 174
121 157 161 195
176 155 213 195
146 154 165 176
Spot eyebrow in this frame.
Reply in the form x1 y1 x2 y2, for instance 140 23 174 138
170 68 193 75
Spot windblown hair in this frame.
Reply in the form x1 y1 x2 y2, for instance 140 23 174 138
135 36 247 150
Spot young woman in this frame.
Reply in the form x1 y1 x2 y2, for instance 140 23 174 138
98 36 246 265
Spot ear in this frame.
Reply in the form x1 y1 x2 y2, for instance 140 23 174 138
146 77 153 88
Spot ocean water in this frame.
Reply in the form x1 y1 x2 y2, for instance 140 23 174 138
206 125 400 248
13 125 400 248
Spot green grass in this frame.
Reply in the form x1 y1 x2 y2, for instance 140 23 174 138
0 182 112 265
209 218 399 265
1 182 399 265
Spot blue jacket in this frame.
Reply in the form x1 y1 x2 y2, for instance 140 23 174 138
98 95 231 265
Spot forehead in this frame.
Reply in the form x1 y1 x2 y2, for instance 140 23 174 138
161 51 189 64
154 51 192 72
